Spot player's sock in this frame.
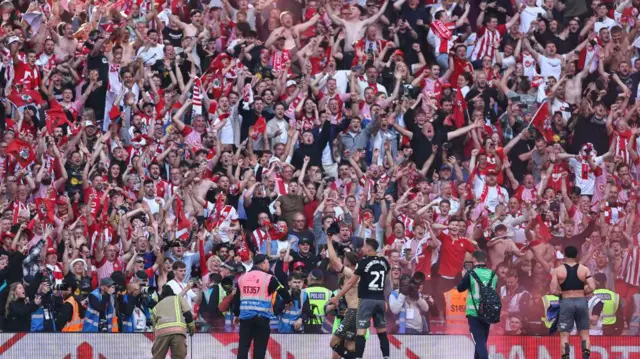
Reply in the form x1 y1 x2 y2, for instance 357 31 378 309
582 340 591 359
561 343 571 359
355 335 366 359
332 343 355 359
377 332 390 357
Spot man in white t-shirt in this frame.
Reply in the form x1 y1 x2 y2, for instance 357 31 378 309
166 261 197 309
136 29 164 65
563 143 608 196
594 3 617 32
472 169 510 213
519 0 548 34
141 179 165 215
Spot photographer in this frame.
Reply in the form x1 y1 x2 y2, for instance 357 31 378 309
28 277 61 332
388 273 436 334
117 280 153 332
56 279 85 332
82 277 118 332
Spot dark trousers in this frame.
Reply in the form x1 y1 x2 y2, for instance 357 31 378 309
237 316 271 359
468 316 490 359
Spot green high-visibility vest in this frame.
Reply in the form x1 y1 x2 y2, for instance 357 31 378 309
304 286 332 324
594 289 619 325
465 267 497 318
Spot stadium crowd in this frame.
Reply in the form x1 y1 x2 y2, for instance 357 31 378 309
0 0 638 338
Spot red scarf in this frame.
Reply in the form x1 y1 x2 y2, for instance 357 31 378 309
430 21 453 53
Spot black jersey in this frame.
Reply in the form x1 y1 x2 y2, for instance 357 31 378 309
354 255 390 300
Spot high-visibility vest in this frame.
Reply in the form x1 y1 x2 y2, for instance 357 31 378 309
594 289 619 325
278 291 307 333
541 295 560 328
238 270 274 320
82 288 118 332
444 288 468 334
62 296 84 332
304 286 332 332
153 296 187 337
30 307 46 332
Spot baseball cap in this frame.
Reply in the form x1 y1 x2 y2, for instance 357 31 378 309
440 165 451 171
100 277 116 287
309 269 324 281
286 80 297 88
46 247 57 256
6 36 19 45
292 261 305 270
253 253 268 265
487 169 498 176
299 237 313 246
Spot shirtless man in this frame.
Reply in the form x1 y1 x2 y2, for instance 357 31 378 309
551 246 596 359
564 56 593 105
265 11 320 51
325 0 389 53
486 224 525 269
49 22 77 60
326 234 361 359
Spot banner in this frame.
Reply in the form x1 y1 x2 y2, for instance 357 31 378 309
1 334 640 358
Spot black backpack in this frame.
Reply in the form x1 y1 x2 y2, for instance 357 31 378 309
470 270 502 324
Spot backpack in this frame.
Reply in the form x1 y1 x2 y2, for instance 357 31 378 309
470 270 501 324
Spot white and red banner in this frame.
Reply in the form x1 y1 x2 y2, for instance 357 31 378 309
1 334 640 358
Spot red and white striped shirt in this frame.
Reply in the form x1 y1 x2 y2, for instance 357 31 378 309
619 246 640 287
471 25 506 62
397 213 415 239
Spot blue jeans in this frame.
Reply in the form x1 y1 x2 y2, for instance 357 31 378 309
436 53 449 71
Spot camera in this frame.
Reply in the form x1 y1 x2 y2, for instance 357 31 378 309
140 286 156 296
52 283 65 291
442 142 452 151
327 221 340 236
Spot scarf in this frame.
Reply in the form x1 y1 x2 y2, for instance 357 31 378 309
430 20 453 53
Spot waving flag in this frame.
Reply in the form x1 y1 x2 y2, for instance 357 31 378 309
174 196 191 240
36 198 56 224
6 138 35 168
529 101 554 142
45 100 72 134
8 89 45 111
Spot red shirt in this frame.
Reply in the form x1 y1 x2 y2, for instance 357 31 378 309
438 233 475 277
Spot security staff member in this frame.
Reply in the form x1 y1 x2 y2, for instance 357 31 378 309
541 294 560 329
151 285 195 359
303 269 332 333
56 279 85 332
456 250 497 359
444 287 468 334
592 273 621 335
232 254 291 359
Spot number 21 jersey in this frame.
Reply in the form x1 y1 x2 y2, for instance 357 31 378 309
354 256 390 300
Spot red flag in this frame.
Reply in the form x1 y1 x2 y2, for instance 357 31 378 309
6 138 35 167
7 89 45 109
452 90 467 128
45 101 71 135
529 101 554 142
252 116 266 139
35 198 56 224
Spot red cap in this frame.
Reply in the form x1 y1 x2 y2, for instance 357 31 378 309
393 50 405 58
293 261 305 270
487 169 498 175
46 247 57 256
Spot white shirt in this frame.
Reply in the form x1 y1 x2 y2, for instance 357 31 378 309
520 6 547 33
433 196 460 215
472 175 510 212
136 44 164 65
595 17 617 33
568 156 604 195
142 196 164 215
205 202 238 243
538 54 564 80
167 279 197 309
357 79 387 97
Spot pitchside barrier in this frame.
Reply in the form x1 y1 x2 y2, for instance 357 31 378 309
1 333 640 358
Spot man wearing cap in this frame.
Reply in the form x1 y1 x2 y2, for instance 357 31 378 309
56 279 84 332
266 102 290 151
232 253 291 359
471 165 509 213
292 236 319 274
303 268 333 333
83 277 118 332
